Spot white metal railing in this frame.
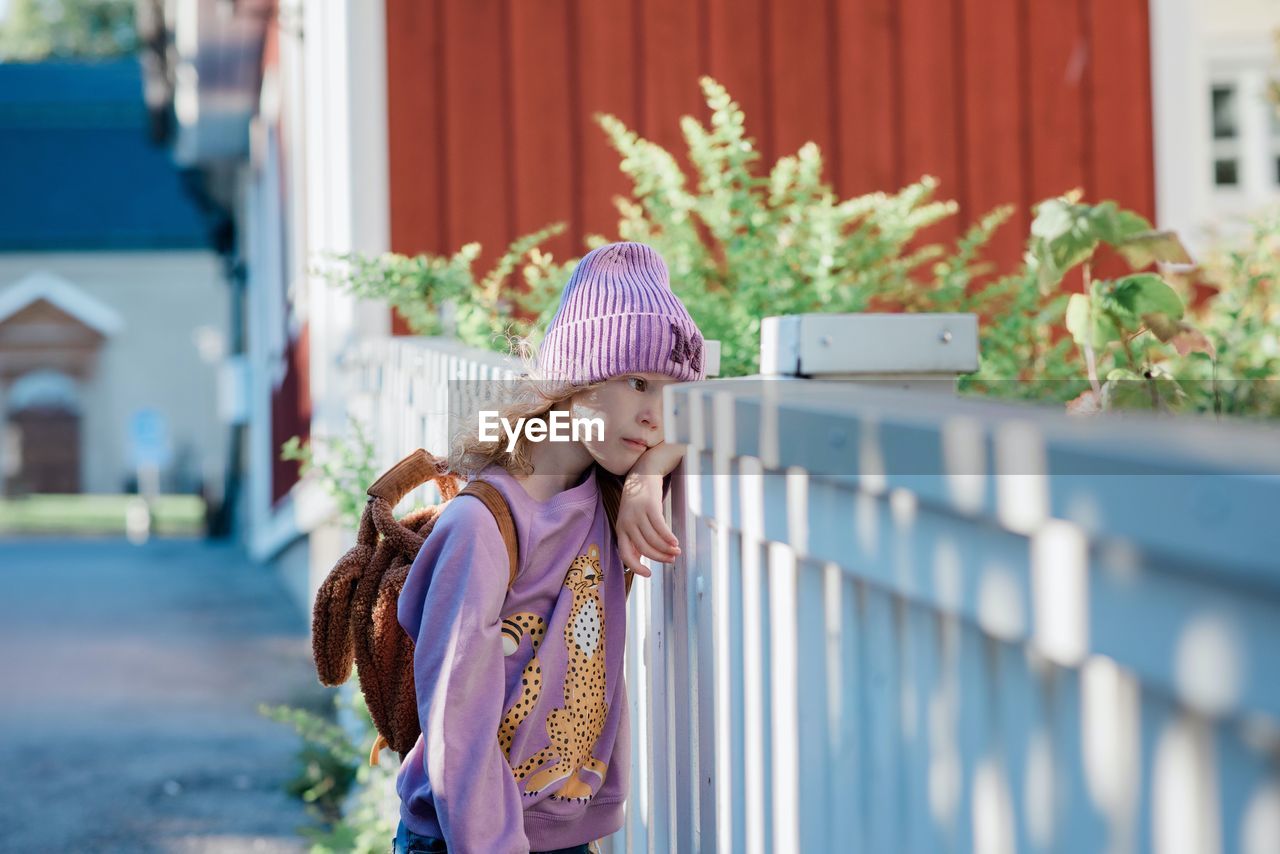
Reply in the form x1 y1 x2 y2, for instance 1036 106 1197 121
620 374 1280 853
344 335 516 508
347 324 1280 854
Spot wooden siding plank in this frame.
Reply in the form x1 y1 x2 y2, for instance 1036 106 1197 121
833 0 898 195
381 0 1157 312
1026 0 1091 294
706 0 772 166
509 0 575 260
385 0 445 334
767 0 837 177
1085 0 1157 284
270 322 310 503
576 0 639 243
441 0 511 270
506 0 573 261
898 0 963 241
1086 0 1156 219
640 0 705 177
960 0 1028 274
1026 0 1090 204
385 0 445 256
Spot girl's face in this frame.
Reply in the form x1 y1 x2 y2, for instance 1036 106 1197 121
569 372 672 476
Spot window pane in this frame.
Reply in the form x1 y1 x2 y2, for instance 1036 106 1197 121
1215 158 1239 186
1212 86 1238 139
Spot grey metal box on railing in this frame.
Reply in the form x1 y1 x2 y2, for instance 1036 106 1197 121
760 313 979 379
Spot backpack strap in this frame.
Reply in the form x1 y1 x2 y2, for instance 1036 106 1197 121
459 468 638 596
366 448 451 505
458 481 520 589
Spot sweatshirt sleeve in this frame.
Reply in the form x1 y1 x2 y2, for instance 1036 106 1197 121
397 496 529 854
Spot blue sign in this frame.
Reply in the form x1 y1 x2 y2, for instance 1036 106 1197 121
129 408 172 468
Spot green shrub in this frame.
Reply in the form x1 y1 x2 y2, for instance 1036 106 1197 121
321 77 1006 378
280 419 379 530
319 224 575 355
319 77 1277 420
262 686 399 854
1170 209 1280 418
595 77 1012 376
258 699 361 826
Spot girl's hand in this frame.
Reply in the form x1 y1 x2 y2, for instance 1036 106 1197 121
616 442 686 577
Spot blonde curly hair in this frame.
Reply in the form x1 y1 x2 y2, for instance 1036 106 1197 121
446 334 603 478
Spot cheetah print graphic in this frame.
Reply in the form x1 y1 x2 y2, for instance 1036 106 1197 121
501 544 610 802
497 612 547 757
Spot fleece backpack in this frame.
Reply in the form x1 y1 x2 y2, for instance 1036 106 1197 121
310 448 626 765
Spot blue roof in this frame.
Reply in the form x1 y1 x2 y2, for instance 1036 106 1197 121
0 58 210 251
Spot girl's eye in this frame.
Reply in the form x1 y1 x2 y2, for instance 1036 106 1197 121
627 376 648 393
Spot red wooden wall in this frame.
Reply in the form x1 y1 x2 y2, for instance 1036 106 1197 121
385 0 1155 329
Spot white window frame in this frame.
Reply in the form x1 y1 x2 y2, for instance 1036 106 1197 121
1209 80 1244 191
1207 56 1278 212
1150 0 1280 252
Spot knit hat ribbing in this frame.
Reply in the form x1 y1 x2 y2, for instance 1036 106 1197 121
537 242 706 385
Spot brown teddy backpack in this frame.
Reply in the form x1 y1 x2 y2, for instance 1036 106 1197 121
310 448 626 766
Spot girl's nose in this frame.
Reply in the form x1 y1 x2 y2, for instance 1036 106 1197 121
639 407 660 432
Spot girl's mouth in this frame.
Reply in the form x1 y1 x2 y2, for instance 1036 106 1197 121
622 438 647 451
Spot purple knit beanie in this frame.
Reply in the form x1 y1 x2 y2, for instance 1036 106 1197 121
537 242 706 385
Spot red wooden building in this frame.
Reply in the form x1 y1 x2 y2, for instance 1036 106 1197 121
151 0 1280 554
384 0 1155 312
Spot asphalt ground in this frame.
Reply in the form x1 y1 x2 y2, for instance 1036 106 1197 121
0 536 333 853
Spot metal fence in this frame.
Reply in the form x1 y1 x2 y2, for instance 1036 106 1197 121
348 330 1280 854
621 377 1280 854
344 335 516 505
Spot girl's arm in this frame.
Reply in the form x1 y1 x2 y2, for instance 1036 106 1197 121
397 498 529 854
617 440 686 577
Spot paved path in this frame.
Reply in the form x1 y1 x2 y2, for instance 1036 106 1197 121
0 537 332 853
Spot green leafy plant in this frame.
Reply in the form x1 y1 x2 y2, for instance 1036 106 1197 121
281 419 379 529
317 223 575 353
316 77 1277 418
321 77 1007 378
258 700 361 825
0 0 136 60
261 687 399 854
1172 208 1280 418
1004 192 1209 414
595 76 1004 376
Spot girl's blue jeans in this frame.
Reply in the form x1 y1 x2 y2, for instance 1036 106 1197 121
392 819 593 854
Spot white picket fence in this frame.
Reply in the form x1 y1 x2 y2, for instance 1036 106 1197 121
347 332 1280 854
623 380 1280 854
343 335 516 504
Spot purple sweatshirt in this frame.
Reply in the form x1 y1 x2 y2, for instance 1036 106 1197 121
395 462 630 853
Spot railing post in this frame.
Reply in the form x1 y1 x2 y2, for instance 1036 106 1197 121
759 313 979 391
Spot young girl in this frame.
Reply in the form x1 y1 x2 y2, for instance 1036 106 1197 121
392 242 707 854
